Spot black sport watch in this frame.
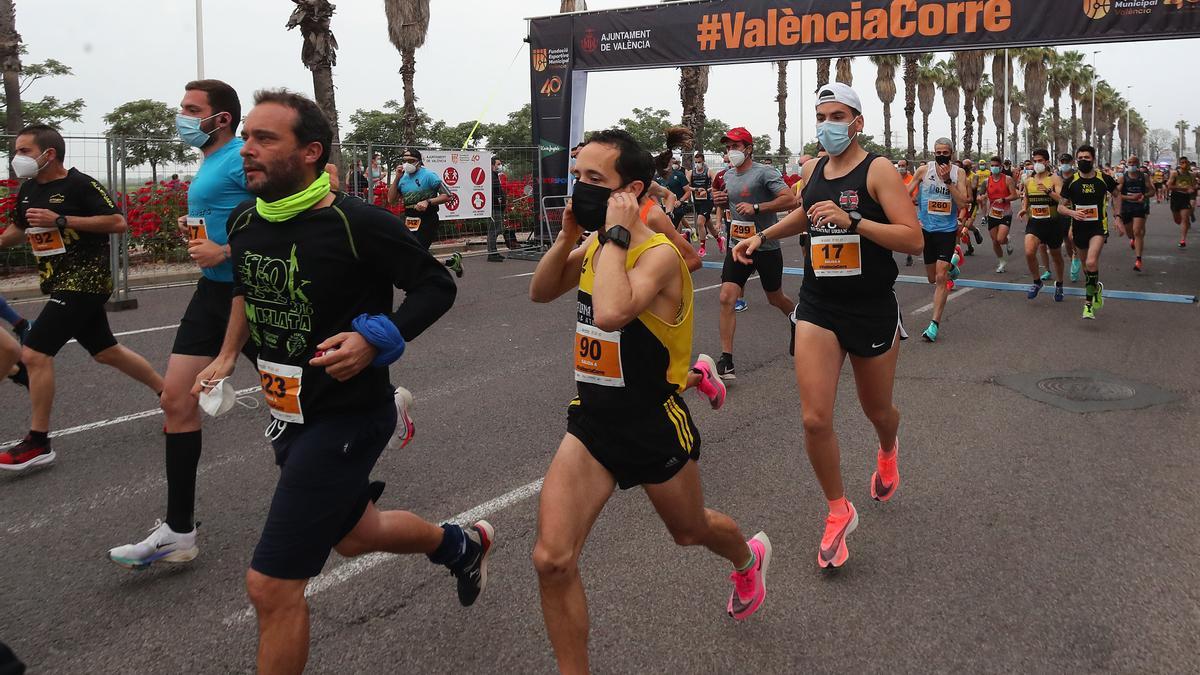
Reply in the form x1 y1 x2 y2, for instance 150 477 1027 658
602 225 631 249
846 211 862 234
54 214 68 228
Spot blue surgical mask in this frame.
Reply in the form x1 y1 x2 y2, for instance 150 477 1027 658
990 166 1002 175
816 116 860 157
176 112 221 148
1060 164 1073 174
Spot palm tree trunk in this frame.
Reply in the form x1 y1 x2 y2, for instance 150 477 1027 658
904 56 917 161
817 58 831 88
401 46 417 145
1051 99 1061 159
775 61 788 154
963 99 974 158
679 66 708 152
922 112 930 157
882 101 892 156
0 0 21 136
951 118 958 153
1070 98 1079 150
312 63 341 166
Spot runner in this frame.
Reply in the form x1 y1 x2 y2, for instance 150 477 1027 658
734 82 922 568
529 129 769 673
386 148 465 277
1058 154 1082 281
1167 157 1196 248
983 155 1019 273
1058 144 1119 320
1153 164 1167 203
688 151 725 257
1116 155 1151 271
710 126 798 379
959 158 983 256
0 294 30 343
654 157 691 230
912 138 971 343
713 153 749 313
1019 149 1066 302
192 90 490 673
0 124 164 471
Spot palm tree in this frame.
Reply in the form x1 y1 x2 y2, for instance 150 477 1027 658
817 58 831 88
1174 120 1190 157
772 61 789 154
916 55 938 157
974 75 993 157
955 50 985 157
1194 124 1200 158
903 54 918 161
1009 88 1024 159
936 59 960 151
1047 51 1070 158
1057 50 1087 151
384 0 431 145
286 0 341 165
991 50 1009 159
870 55 900 155
835 57 854 85
559 0 586 10
662 0 706 151
1081 79 1095 145
0 0 21 136
1092 81 1113 160
1017 47 1054 150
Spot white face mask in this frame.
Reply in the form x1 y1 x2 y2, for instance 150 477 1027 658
402 162 417 175
198 378 237 417
1033 162 1047 175
11 150 48 179
727 150 746 168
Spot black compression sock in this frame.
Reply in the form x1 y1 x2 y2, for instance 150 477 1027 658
721 352 733 361
28 430 48 444
165 430 202 533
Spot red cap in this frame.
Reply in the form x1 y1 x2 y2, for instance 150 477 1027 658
721 127 753 145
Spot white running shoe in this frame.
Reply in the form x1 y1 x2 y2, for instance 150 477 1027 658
108 520 198 570
394 387 415 449
995 259 1007 273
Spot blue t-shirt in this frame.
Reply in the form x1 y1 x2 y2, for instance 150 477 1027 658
188 138 251 282
398 167 444 211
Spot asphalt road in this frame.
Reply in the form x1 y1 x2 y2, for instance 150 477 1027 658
1 207 1198 674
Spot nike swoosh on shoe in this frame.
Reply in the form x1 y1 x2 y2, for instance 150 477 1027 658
819 528 848 564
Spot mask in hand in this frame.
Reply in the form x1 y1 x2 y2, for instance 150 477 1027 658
198 377 237 417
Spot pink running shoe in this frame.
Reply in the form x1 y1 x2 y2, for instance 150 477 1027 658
870 439 900 502
717 235 727 254
394 387 415 448
727 531 771 620
817 501 859 569
698 241 707 258
691 354 726 410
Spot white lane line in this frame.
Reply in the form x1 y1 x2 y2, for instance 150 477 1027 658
68 324 180 344
501 271 536 278
911 287 974 315
0 386 262 451
222 478 546 627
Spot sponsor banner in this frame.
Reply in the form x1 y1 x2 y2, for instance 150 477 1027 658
421 150 493 221
555 0 1200 71
530 15 576 212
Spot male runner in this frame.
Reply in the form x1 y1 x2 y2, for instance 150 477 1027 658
1058 154 1082 281
655 159 690 230
688 152 724 257
1058 145 1119 320
1116 155 1151 271
1153 164 1167 203
1167 157 1196 248
387 148 465 276
711 127 798 378
982 155 1019 273
1019 149 1066 302
195 90 490 673
0 125 163 470
529 129 769 673
713 154 749 313
912 138 971 343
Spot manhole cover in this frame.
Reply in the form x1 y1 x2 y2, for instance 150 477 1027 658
1035 377 1136 402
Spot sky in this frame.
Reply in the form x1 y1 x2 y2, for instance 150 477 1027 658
13 0 1200 158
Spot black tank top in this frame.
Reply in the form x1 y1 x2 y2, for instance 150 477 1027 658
1121 170 1148 198
690 168 712 203
800 153 897 300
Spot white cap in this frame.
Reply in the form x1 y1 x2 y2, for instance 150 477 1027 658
815 82 863 114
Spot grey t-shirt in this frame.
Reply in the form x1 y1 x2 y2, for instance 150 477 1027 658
721 161 787 251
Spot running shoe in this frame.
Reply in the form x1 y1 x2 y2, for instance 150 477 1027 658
1134 258 1142 272
965 243 975 256
971 226 983 245
12 319 30 344
445 252 465 278
1180 240 1188 249
817 502 858 569
1094 282 1104 310
949 255 961 281
921 322 938 343
870 440 900 502
691 354 726 410
394 387 415 449
1130 238 1136 251
8 362 27 388
905 255 913 267
449 520 495 607
1070 257 1082 281
715 354 736 381
1006 245 1014 256
734 299 748 313
1082 303 1095 320
1027 280 1043 300
0 436 54 471
486 253 504 263
717 235 727 254
108 520 199 570
1040 270 1052 282
727 532 771 621
946 280 955 291
1054 283 1064 303
697 241 707 258
995 260 1007 273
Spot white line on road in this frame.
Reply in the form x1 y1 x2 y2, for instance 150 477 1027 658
222 478 546 627
911 287 974 315
501 271 536 278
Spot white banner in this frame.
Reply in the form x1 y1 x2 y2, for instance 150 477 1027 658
421 150 493 222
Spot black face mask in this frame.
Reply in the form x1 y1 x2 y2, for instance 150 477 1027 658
570 180 613 232
1077 159 1094 174
935 155 951 166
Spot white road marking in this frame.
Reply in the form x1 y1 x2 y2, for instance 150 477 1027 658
222 478 546 627
911 287 974 315
68 324 180 344
501 271 537 278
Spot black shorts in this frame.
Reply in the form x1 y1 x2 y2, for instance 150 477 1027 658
1119 205 1149 223
986 213 1012 229
1026 218 1065 248
1170 192 1194 212
24 291 116 357
721 246 783 292
566 394 699 490
693 201 713 219
670 206 688 227
1072 222 1108 250
172 277 256 359
792 290 906 359
251 400 397 580
922 230 958 266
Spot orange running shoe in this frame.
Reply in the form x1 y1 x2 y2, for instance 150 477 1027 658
817 501 858 569
870 440 900 502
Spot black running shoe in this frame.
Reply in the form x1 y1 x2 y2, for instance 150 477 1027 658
8 362 28 388
716 354 735 380
971 226 983 245
450 521 494 607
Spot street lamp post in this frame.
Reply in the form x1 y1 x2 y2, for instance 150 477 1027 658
195 0 205 79
1124 85 1131 160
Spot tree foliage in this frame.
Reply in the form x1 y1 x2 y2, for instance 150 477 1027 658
103 99 190 182
0 52 85 128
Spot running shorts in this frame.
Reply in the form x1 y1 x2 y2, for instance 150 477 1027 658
986 213 1013 229
251 399 397 579
792 289 907 359
922 230 958 265
24 291 116 357
720 246 783 292
1170 191 1193 212
172 277 256 360
693 201 713 219
1119 204 1149 222
1027 218 1065 249
566 394 699 490
1072 222 1108 249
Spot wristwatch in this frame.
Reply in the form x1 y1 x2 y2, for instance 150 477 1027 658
753 203 761 214
757 231 770 243
847 211 862 234
602 225 631 249
54 215 68 228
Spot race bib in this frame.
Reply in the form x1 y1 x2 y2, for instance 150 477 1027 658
405 216 421 232
989 207 1005 219
186 216 207 240
810 234 862 277
257 358 304 423
928 199 953 216
730 220 756 241
26 227 66 257
693 188 709 200
574 322 623 387
1031 205 1052 219
1077 205 1099 222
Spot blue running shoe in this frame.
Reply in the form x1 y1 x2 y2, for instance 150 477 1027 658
1040 270 1052 282
1054 283 1064 302
1027 280 1043 300
921 322 938 342
1070 257 1082 282
734 299 748 313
